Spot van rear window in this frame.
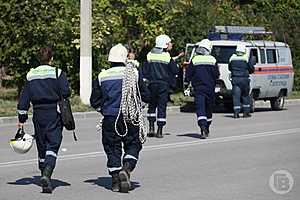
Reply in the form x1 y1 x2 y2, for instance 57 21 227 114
211 46 236 64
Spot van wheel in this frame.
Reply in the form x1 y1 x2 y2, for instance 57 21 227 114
250 93 255 113
270 96 285 111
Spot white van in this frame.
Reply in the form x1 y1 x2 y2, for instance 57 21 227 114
184 26 294 111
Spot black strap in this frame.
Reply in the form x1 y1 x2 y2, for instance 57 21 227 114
55 67 63 101
55 67 78 142
73 130 78 141
15 127 25 139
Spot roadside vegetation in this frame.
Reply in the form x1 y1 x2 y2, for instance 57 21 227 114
0 88 92 117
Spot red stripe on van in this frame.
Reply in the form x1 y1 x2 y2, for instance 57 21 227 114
254 65 293 74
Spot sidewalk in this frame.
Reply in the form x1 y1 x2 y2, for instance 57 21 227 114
1 99 300 125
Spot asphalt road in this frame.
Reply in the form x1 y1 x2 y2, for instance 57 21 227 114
0 104 299 200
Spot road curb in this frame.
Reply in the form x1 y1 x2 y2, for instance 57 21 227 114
1 99 300 125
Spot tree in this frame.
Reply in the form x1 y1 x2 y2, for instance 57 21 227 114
92 0 187 68
0 0 79 93
1 0 299 93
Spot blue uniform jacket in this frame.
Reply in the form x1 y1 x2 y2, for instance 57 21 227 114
185 55 219 95
228 53 255 78
90 64 150 116
17 65 70 123
140 48 179 87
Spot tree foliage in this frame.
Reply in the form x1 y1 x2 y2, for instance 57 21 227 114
0 0 299 93
0 0 79 92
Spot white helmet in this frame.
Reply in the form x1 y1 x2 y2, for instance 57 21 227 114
236 43 246 54
9 133 34 154
108 43 128 63
196 39 212 53
155 34 171 48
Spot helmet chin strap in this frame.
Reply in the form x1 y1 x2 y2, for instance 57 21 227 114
9 129 34 154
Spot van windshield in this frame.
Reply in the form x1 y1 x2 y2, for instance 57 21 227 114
211 46 236 64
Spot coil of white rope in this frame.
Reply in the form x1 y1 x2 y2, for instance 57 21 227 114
114 61 147 143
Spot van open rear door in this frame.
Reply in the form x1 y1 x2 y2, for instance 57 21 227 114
182 43 196 87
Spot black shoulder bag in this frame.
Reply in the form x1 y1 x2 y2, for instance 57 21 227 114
55 68 77 141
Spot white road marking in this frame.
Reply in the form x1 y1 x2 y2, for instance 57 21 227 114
0 127 299 168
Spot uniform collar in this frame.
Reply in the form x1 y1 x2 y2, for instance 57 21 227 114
151 47 164 54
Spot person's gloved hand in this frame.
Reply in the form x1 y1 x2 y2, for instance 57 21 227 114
184 88 191 96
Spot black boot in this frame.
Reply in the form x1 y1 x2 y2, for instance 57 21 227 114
119 162 131 193
40 166 53 193
147 122 155 137
206 126 210 137
111 173 120 192
233 112 240 119
243 112 251 118
156 126 163 138
200 126 208 139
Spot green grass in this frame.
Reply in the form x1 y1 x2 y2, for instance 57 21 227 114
169 92 194 106
70 96 94 112
0 88 18 100
288 91 300 99
0 99 18 117
0 96 94 117
0 97 94 117
0 87 94 117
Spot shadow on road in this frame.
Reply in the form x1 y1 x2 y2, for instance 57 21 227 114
180 102 285 114
253 107 286 112
7 176 71 191
84 177 141 191
223 114 236 118
177 133 202 139
223 107 284 118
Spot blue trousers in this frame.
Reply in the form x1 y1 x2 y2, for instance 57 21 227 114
147 83 169 127
102 115 142 175
194 92 213 129
231 77 251 113
33 108 63 172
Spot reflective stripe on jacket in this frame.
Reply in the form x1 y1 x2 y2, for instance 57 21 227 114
17 65 70 123
90 65 150 116
229 54 255 77
185 55 219 96
140 49 178 86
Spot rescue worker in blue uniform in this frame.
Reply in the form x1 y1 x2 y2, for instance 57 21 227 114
229 43 255 118
184 39 219 139
90 44 150 193
17 47 70 193
140 34 179 138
